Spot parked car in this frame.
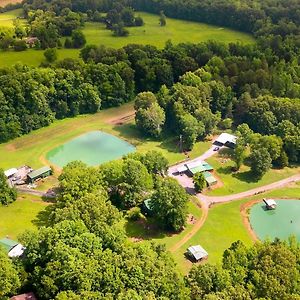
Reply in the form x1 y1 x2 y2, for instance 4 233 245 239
213 147 220 151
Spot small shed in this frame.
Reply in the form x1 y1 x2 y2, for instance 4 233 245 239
10 292 37 300
177 165 188 174
27 166 52 183
214 133 237 148
203 171 217 186
0 238 25 258
263 198 277 210
4 168 18 178
187 245 208 262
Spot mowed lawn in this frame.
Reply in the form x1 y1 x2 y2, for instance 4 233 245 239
0 102 211 171
0 10 254 67
0 194 49 240
172 182 300 273
206 149 300 196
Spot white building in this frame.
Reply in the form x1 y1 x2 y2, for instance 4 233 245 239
214 133 237 148
187 245 208 261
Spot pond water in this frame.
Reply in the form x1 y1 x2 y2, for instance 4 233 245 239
47 131 135 167
250 200 300 241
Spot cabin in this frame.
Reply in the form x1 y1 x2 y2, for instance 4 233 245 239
214 133 237 148
27 166 52 183
187 245 208 262
0 238 25 258
263 198 277 210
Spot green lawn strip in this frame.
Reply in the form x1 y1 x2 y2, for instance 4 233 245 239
0 10 254 67
206 150 300 196
0 193 49 240
126 198 202 250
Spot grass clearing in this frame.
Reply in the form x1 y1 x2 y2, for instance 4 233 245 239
206 149 300 196
0 193 49 240
0 10 254 67
126 198 202 250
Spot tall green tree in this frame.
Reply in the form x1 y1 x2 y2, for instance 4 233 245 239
0 248 21 298
0 168 17 205
193 172 206 192
248 148 272 179
151 177 188 231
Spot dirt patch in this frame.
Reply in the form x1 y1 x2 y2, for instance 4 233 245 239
240 199 260 242
0 0 22 7
187 214 197 225
5 144 16 151
107 111 135 125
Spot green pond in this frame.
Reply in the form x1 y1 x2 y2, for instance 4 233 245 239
250 200 300 241
47 131 135 167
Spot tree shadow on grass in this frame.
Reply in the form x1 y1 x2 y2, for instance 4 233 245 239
232 170 260 183
218 147 234 158
125 218 173 242
32 205 55 228
216 165 233 175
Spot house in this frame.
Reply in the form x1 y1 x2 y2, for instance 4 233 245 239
0 238 25 258
4 168 18 178
203 171 217 186
214 133 237 148
27 166 52 183
187 245 208 262
263 198 277 210
10 292 37 300
185 161 214 176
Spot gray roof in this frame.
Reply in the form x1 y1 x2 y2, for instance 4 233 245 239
188 245 208 260
27 166 51 179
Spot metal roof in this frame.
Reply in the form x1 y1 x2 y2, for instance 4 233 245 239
4 168 18 177
0 238 18 253
215 133 237 145
188 245 208 260
27 166 51 179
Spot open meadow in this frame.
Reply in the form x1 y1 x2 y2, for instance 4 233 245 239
0 10 254 67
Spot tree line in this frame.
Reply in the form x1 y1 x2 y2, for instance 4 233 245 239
1 155 300 299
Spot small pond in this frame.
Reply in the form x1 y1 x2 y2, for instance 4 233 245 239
250 200 300 241
47 131 135 167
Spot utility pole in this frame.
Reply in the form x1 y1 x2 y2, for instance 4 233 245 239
179 134 183 153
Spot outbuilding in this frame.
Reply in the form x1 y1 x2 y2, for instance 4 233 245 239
142 199 154 216
4 168 18 178
187 245 208 262
203 171 218 186
263 198 277 210
27 166 52 183
0 238 25 258
214 133 237 148
186 161 214 176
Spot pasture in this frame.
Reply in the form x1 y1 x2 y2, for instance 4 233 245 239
0 193 49 240
0 10 255 67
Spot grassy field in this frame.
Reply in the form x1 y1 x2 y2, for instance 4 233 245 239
172 182 300 273
206 149 300 196
0 10 254 67
0 193 49 240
